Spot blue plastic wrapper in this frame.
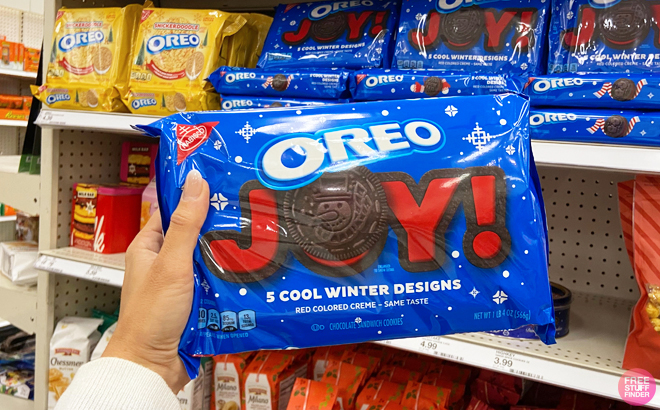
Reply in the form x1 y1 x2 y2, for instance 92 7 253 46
257 0 399 69
530 108 659 146
547 0 660 73
220 95 337 110
349 69 524 101
209 67 351 99
393 0 550 74
527 73 660 109
138 94 556 378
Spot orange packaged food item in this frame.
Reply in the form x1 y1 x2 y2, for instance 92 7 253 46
212 352 255 410
312 345 355 381
465 397 496 410
341 351 381 378
0 95 27 110
354 344 390 360
376 366 422 385
286 378 340 410
401 381 450 410
243 351 309 410
0 38 24 71
425 362 472 385
320 361 368 410
356 378 405 410
420 376 465 405
24 48 41 72
388 355 430 375
361 402 405 410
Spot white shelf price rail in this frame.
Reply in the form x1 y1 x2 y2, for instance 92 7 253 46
0 119 28 127
36 109 157 134
0 274 37 334
0 68 37 79
35 248 125 287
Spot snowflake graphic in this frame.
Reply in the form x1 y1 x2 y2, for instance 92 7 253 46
85 201 95 213
554 50 561 58
201 279 210 295
566 11 574 19
355 317 362 324
213 140 222 151
415 12 424 20
641 130 647 136
493 290 508 305
445 105 458 117
464 123 496 151
236 122 257 143
649 92 655 99
290 20 296 26
520 62 528 70
469 287 480 298
274 44 280 49
505 145 516 155
294 85 299 89
210 193 229 211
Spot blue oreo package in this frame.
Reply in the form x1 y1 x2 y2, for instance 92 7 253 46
257 0 399 69
349 69 524 101
221 95 336 110
530 108 659 146
393 0 550 74
140 94 556 378
209 67 351 99
528 73 660 109
548 0 660 73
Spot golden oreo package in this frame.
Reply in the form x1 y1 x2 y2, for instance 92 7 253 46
32 5 142 112
125 8 246 115
218 13 272 68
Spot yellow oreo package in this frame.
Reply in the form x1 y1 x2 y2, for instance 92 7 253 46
32 5 142 112
125 8 246 115
219 13 272 68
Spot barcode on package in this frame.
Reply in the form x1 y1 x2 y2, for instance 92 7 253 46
509 369 543 380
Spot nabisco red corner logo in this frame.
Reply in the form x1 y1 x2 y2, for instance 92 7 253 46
176 122 218 164
141 9 154 23
284 4 299 12
356 74 367 84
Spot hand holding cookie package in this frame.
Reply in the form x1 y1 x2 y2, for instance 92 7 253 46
140 94 555 374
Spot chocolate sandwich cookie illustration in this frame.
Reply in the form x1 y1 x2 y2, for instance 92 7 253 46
597 0 650 50
441 6 485 51
587 114 640 138
593 77 648 102
283 167 388 275
263 74 293 92
409 76 451 96
311 11 348 43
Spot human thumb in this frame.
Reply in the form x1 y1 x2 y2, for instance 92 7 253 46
158 169 210 272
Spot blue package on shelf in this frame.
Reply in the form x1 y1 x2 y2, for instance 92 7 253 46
138 94 556 378
220 95 339 110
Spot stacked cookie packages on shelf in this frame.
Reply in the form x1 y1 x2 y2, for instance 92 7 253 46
140 91 556 378
529 0 660 146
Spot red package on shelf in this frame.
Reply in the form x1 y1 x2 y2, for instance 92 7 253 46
471 378 521 407
341 351 381 378
622 175 660 378
556 391 611 410
465 397 497 410
376 366 423 385
312 345 355 381
400 381 451 410
70 184 143 254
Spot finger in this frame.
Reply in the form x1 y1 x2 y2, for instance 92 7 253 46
156 169 209 275
126 211 164 257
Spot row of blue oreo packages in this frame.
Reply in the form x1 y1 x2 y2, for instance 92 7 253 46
209 67 527 106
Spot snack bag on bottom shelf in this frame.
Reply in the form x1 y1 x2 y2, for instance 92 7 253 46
24 48 40 73
425 361 473 385
90 321 117 361
355 378 406 409
141 93 556 377
179 359 213 410
312 345 355 381
420 375 465 406
547 0 660 73
32 5 142 112
465 397 496 410
125 8 247 115
400 381 450 410
320 361 368 410
257 0 400 69
211 352 255 410
48 317 103 409
341 352 381 378
361 402 405 410
393 0 550 74
218 14 273 68
286 378 340 410
376 366 422 385
623 175 660 379
208 67 351 99
220 95 338 110
556 390 611 410
387 354 429 374
527 74 660 110
121 141 158 185
243 351 309 410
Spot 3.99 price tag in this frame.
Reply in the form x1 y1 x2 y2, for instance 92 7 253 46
492 349 544 380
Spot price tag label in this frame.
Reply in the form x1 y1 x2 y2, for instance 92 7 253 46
37 110 66 126
492 350 544 380
417 337 465 363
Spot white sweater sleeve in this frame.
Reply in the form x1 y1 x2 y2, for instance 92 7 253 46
54 357 181 410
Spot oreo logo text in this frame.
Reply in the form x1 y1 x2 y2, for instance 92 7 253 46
225 72 257 83
437 0 500 13
310 0 374 19
58 31 104 52
223 99 254 110
532 78 584 93
530 112 577 126
147 34 200 54
257 120 444 190
131 98 157 110
282 10 391 45
409 8 538 53
46 93 71 104
365 74 404 87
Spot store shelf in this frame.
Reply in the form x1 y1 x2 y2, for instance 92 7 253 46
0 274 37 334
381 292 660 407
0 67 37 80
35 109 158 134
0 394 33 410
0 170 39 216
35 247 125 287
0 119 27 127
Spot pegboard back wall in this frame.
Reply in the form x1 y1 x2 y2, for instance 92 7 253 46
54 277 120 322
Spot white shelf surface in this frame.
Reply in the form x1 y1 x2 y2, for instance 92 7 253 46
35 109 660 174
0 166 40 215
36 247 125 287
0 394 33 410
0 215 17 223
36 109 158 135
0 119 27 127
0 68 37 79
0 274 37 335
380 292 660 407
